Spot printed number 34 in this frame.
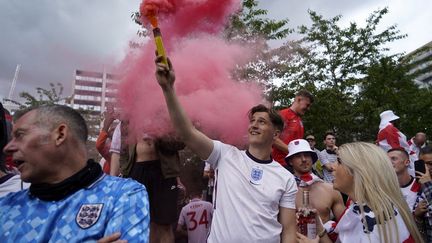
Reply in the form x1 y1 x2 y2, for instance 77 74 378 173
186 210 209 231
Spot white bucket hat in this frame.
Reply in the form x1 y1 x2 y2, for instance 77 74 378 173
284 139 318 163
379 110 399 128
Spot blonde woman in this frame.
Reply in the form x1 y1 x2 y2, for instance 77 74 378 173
297 142 423 243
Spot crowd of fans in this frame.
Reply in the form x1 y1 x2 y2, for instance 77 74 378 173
0 57 430 243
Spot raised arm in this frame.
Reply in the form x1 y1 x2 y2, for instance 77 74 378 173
96 109 116 160
155 56 213 160
109 123 121 176
273 137 288 154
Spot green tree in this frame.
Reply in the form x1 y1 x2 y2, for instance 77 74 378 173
356 57 432 140
3 82 71 110
272 8 413 144
278 8 406 92
224 0 291 42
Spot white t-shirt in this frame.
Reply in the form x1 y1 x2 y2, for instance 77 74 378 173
400 177 432 226
0 174 30 197
206 140 297 243
178 198 213 243
204 162 214 187
400 177 423 211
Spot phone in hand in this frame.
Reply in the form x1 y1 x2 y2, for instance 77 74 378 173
415 160 426 174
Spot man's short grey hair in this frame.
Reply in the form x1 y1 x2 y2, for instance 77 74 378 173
16 105 88 143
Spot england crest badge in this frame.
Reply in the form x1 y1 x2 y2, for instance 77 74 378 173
76 203 104 229
250 166 263 185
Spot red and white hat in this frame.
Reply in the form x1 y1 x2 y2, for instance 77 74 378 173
284 139 318 163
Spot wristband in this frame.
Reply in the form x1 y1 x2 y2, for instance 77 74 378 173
414 216 423 224
318 228 327 238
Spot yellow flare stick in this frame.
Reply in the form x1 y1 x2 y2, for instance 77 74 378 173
153 28 168 65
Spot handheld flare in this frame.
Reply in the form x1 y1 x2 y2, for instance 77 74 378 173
144 8 168 66
152 27 168 65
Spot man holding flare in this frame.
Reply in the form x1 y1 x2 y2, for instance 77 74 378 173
154 56 298 243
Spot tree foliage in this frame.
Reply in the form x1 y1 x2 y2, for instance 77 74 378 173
3 83 70 110
224 0 291 42
277 8 406 92
356 57 432 140
265 7 432 145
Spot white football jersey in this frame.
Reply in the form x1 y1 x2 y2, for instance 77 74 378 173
178 198 213 243
206 140 297 243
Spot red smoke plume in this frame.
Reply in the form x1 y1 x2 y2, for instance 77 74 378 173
116 0 265 145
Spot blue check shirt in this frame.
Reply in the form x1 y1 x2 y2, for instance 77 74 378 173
0 175 149 243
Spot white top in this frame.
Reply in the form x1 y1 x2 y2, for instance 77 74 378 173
206 140 297 243
178 198 213 243
109 123 121 154
399 177 432 227
204 162 214 187
335 202 411 243
0 174 30 197
400 178 422 211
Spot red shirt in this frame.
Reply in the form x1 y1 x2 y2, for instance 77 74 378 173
376 123 409 152
272 108 304 166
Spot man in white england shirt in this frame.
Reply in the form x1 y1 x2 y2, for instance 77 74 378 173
155 57 298 243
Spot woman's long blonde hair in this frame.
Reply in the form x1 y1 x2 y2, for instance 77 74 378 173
338 142 423 243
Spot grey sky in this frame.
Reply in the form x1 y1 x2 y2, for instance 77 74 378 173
259 0 432 53
1 0 431 102
0 0 140 101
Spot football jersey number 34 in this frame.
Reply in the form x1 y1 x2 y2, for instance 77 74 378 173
186 210 209 230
